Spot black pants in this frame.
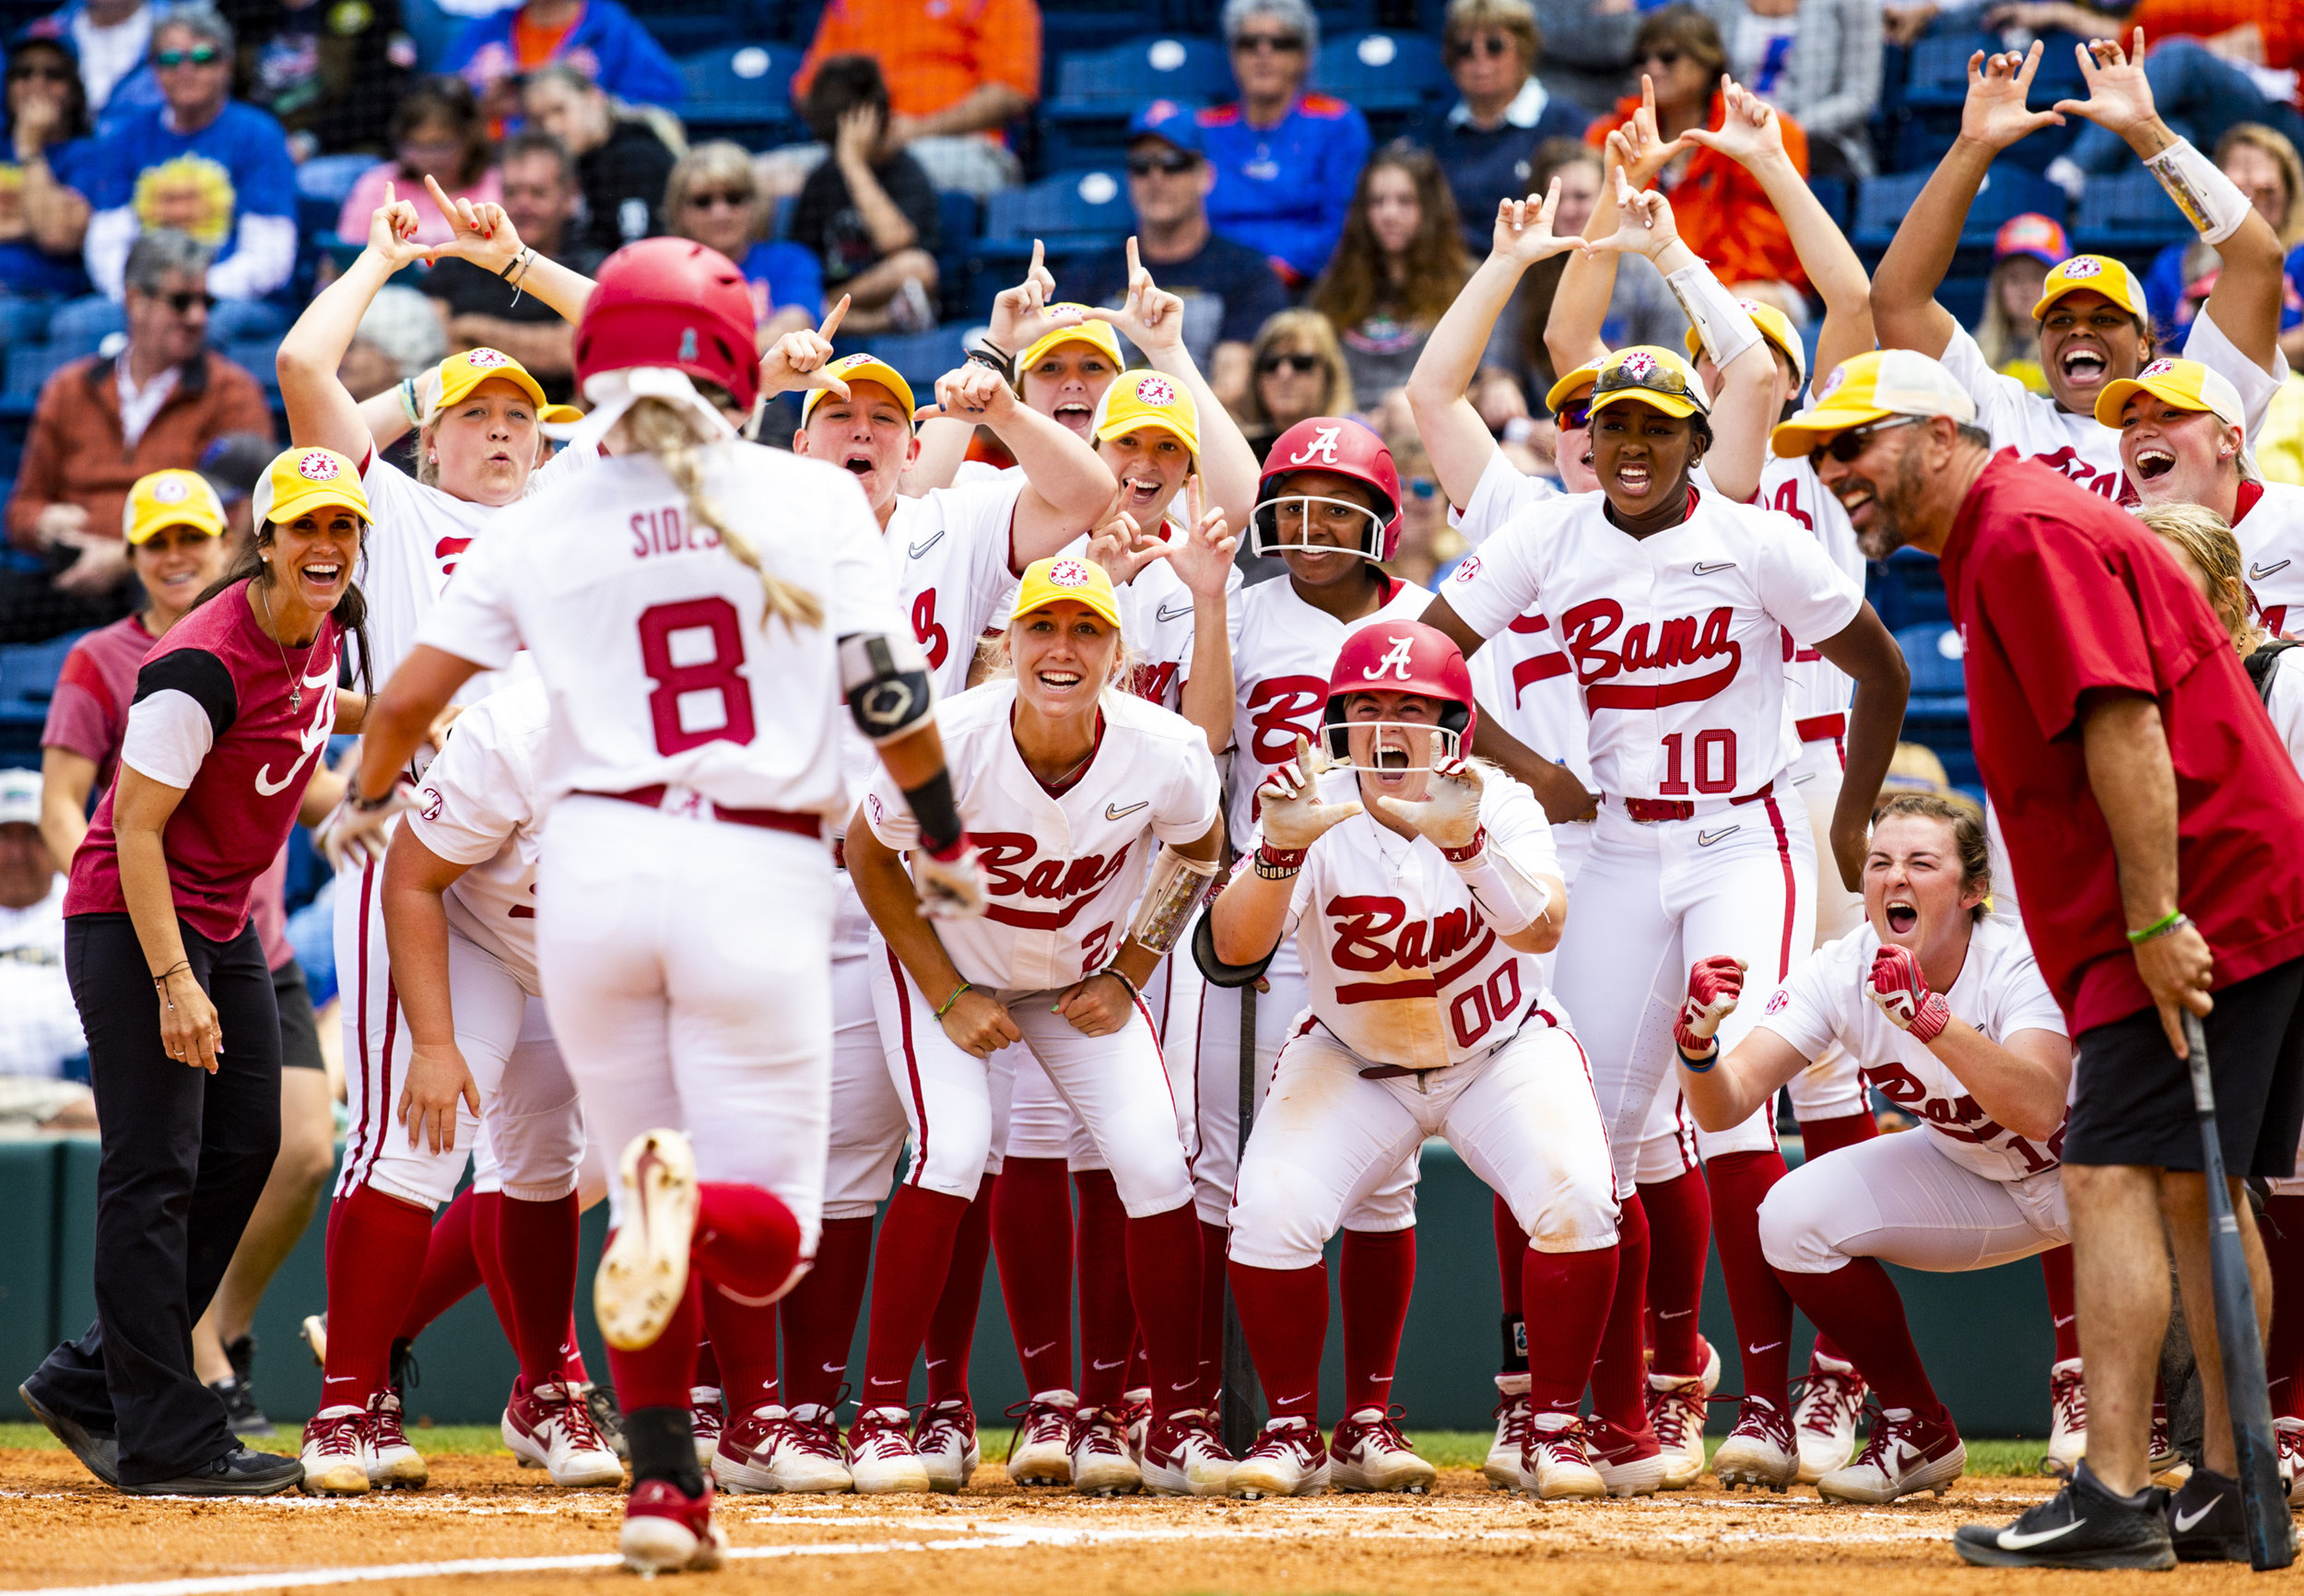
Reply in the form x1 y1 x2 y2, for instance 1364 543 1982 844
25 913 282 1485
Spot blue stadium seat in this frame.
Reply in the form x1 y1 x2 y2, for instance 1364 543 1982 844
224 337 285 394
0 628 86 751
2071 169 2192 254
1806 174 1851 234
1314 29 1448 118
978 167 1133 263
856 326 968 393
1851 163 2063 252
1902 32 1994 111
1044 36 1231 128
1894 618 1969 725
2 344 72 410
298 153 380 209
935 189 984 319
680 43 805 148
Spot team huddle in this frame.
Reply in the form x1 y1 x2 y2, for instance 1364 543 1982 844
41 24 2304 1580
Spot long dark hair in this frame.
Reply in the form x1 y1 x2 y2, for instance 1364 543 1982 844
5 39 89 146
1311 143 1468 334
394 76 489 191
194 518 374 695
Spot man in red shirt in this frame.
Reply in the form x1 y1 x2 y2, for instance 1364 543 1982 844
1775 349 2304 1569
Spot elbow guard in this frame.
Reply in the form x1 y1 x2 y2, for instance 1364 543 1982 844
840 632 935 745
1193 907 1278 989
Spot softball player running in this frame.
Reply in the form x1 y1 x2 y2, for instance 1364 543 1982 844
847 556 1228 1498
1205 623 1624 1501
1670 793 2072 1503
330 239 978 1573
1422 343 1910 1493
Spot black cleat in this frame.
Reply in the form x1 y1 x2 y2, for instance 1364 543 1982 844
1954 1461 2176 1570
19 1381 120 1487
2167 1466 2250 1563
116 1444 303 1497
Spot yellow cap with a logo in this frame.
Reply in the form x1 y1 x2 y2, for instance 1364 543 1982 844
1092 369 1198 458
801 353 918 427
2031 254 2149 322
122 468 226 544
1684 299 1806 388
1017 311 1124 381
2092 357 2244 428
1013 553 1123 633
1588 346 1710 419
258 446 371 529
432 346 549 416
1770 348 1978 458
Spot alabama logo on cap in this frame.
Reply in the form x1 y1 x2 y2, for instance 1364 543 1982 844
2140 358 2179 380
1817 364 1849 401
465 348 511 369
1047 557 1094 588
298 451 340 481
152 476 189 503
1134 375 1177 406
2063 258 2103 280
1618 350 1658 381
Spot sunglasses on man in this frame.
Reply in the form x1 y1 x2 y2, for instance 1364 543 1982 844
1127 150 1196 177
1232 31 1304 53
155 46 222 68
1806 417 1925 470
1258 352 1322 376
1447 33 1513 61
143 288 216 314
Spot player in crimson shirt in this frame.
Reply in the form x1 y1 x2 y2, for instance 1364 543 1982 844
1778 347 2304 1570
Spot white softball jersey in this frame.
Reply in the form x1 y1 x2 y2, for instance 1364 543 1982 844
1263 766 1564 1071
1753 915 2070 1181
1451 450 1593 789
407 670 548 992
1441 487 1863 804
885 476 1031 699
1225 573 1430 851
1752 452 1863 732
862 677 1222 992
417 440 905 817
2235 480 2304 637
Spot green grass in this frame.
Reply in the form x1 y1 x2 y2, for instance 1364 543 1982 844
0 1424 2055 1476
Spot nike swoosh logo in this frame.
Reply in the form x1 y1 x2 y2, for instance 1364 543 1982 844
2252 560 2292 581
1692 560 1736 576
908 530 947 558
2174 1496 2226 1532
1273 1391 1312 1406
1092 1357 1128 1370
1698 827 1740 847
1656 1308 1693 1320
1157 603 1193 623
2052 1315 2075 1328
1998 1519 2086 1550
1105 801 1149 820
1024 1343 1057 1359
822 1362 846 1373
1747 1341 1783 1354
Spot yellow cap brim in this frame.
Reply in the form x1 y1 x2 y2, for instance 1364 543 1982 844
127 504 226 543
436 359 549 416
539 404 584 425
1098 412 1198 459
1015 589 1123 632
804 361 917 427
1019 320 1123 375
266 484 371 526
1544 364 1600 414
2091 375 2235 429
1590 386 1700 420
2031 275 2147 323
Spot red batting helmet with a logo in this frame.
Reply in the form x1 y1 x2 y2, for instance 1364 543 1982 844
1253 417 1403 562
1321 620 1477 763
574 238 761 412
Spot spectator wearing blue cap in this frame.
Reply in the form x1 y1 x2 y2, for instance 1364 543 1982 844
1197 0 1370 287
1412 0 1588 252
1066 100 1290 412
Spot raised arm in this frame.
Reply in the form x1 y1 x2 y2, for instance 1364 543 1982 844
904 247 1056 494
1547 82 1683 378
1873 43 2065 358
918 365 1118 562
276 185 435 459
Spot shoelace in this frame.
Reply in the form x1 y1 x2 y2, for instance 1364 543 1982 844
2050 1367 2087 1432
1647 1381 1705 1452
559 1390 612 1453
1344 1403 1416 1457
1530 1419 1593 1468
853 1408 916 1456
1248 1419 1316 1463
370 1394 412 1450
1074 1410 1129 1458
917 1400 973 1450
310 1411 363 1455
1848 1402 1920 1474
1005 1399 1075 1461
1794 1365 1865 1441
785 1408 847 1461
1731 1396 1793 1451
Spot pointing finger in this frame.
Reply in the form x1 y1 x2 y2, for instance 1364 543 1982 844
819 293 850 341
1126 233 1142 283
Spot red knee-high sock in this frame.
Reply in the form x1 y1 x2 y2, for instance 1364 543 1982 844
1493 1191 1523 1313
1776 1257 1943 1422
1196 1219 1230 1409
396 1186 484 1342
695 1340 721 1391
1524 1244 1619 1418
782 1215 875 1411
1125 1335 1147 1395
1589 1192 1649 1431
1791 1112 1876 1371
2262 1198 2304 1420
564 1322 590 1387
925 1189 990 1404
699 1294 778 1414
1228 1259 1326 1423
1339 1227 1415 1415
2040 1244 2080 1367
1705 1151 1794 1413
1076 1169 1134 1408
1125 1203 1204 1422
607 1273 703 1411
321 1185 437 1409
473 1190 507 1300
860 1185 971 1409
1639 1171 1711 1379
992 1158 1076 1396
493 1192 580 1389
693 1182 804 1301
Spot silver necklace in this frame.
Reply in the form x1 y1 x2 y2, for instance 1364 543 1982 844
257 578 304 713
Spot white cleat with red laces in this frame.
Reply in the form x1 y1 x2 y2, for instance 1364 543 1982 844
1068 1405 1142 1496
714 1403 853 1495
366 1389 428 1489
848 1404 933 1495
299 1407 370 1496
1005 1391 1077 1486
1487 1374 1533 1491
596 1130 699 1352
1228 1416 1329 1499
502 1379 624 1487
620 1478 727 1575
1817 1406 1966 1504
1522 1415 1606 1500
1140 1409 1235 1496
1711 1395 1799 1492
1329 1407 1436 1494
2046 1357 2087 1476
2277 1417 2304 1506
914 1395 980 1493
1793 1350 1867 1485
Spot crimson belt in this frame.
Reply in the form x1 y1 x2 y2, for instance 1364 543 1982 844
576 784 822 840
1796 713 1846 743
1620 780 1775 826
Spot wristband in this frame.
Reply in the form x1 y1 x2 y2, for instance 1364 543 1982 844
934 980 972 1019
2146 138 2252 246
902 769 965 856
1102 966 1141 1006
1255 842 1306 879
964 339 1011 378
2126 909 2192 945
1676 1037 1718 1074
349 786 398 813
151 959 190 986
1438 827 1488 864
398 377 422 428
1665 262 1763 373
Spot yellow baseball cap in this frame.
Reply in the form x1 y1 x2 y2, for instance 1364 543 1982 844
1017 311 1124 380
1013 553 1123 633
1545 359 1602 416
432 346 549 416
2031 254 2148 323
539 403 585 425
801 353 918 427
1770 348 1978 458
1684 300 1806 388
258 446 371 528
1092 369 1198 458
1588 346 1710 420
123 468 226 544
2092 357 2244 429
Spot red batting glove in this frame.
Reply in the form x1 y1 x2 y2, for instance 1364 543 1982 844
1867 943 1950 1043
1675 955 1746 1054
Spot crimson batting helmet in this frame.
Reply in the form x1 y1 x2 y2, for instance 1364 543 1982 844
574 238 761 413
1322 621 1477 768
1253 417 1402 562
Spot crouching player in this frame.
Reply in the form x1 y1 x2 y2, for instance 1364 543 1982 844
1205 623 1623 1501
1670 793 2073 1502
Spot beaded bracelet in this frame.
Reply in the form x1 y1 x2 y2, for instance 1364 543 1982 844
935 980 972 1019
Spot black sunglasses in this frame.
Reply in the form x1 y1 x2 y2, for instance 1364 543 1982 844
1127 151 1195 176
685 189 754 209
1447 33 1513 61
1806 417 1924 469
147 288 215 313
8 62 71 83
1640 47 1684 67
155 46 222 67
1259 352 1321 375
1233 31 1305 53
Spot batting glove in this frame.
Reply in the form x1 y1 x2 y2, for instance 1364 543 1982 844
914 835 987 920
1867 943 1951 1043
1374 756 1484 851
1255 733 1363 851
316 780 415 873
1675 955 1746 1054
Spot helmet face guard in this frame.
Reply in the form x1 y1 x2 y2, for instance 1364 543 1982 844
1322 621 1481 763
1251 493 1390 562
1319 710 1469 772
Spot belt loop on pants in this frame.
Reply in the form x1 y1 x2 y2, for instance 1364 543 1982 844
1618 780 1776 826
1796 713 1847 743
576 783 824 840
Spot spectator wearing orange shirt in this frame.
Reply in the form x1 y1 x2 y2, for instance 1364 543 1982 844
781 0 1041 199
1585 5 1811 313
441 0 683 133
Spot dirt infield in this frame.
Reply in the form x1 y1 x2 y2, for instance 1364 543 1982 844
0 1448 2287 1596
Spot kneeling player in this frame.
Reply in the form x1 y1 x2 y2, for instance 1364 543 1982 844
1671 793 2072 1501
1206 623 1622 1501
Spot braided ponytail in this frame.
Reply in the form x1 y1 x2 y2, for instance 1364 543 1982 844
622 396 825 633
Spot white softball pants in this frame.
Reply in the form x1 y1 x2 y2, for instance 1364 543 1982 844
1758 1127 2069 1275
536 798 833 1253
1006 928 1203 1170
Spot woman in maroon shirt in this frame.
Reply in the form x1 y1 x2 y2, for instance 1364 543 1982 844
19 447 374 1497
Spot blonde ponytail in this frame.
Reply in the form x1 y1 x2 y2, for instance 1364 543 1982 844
624 397 825 632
